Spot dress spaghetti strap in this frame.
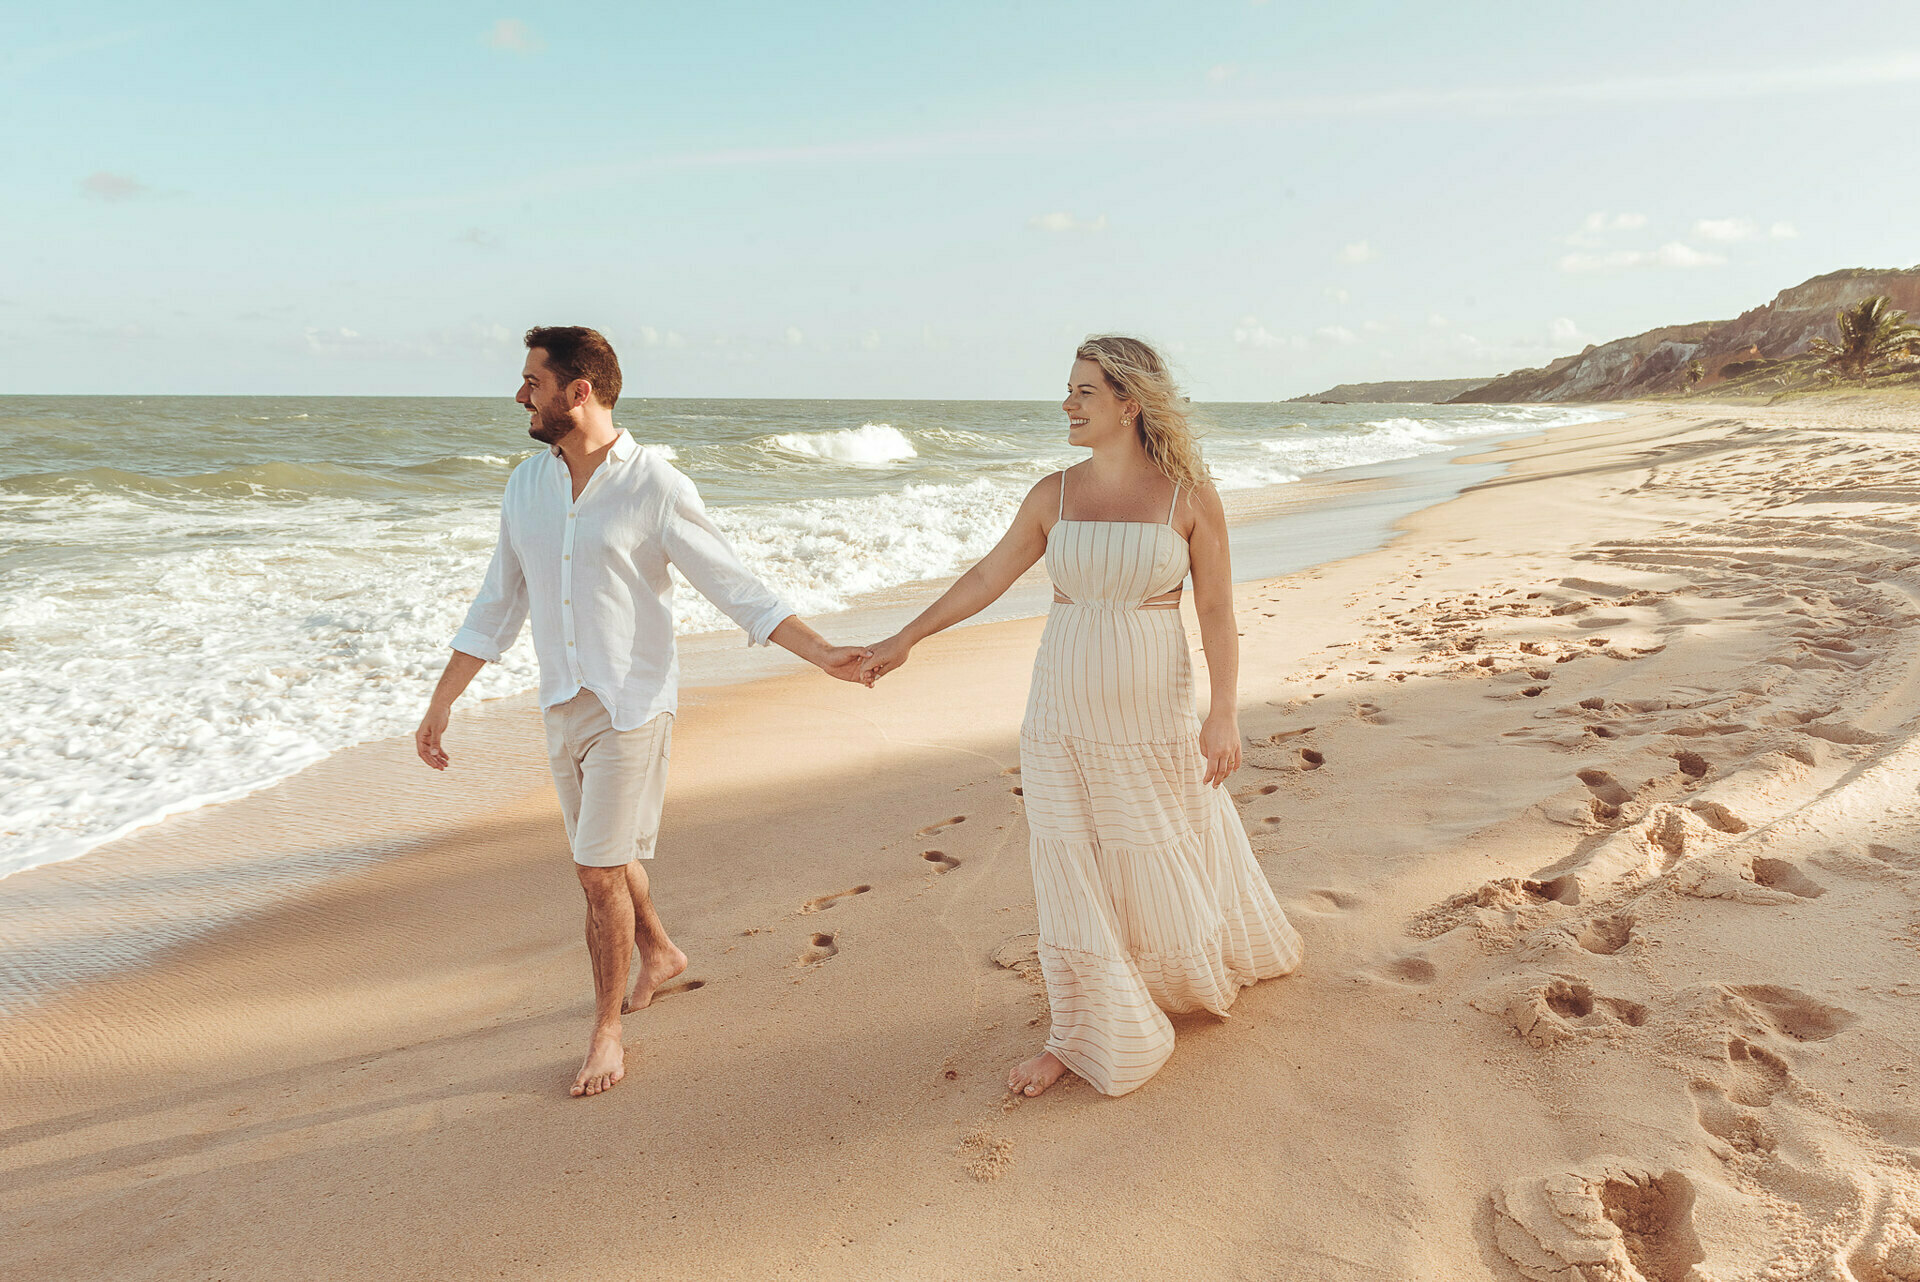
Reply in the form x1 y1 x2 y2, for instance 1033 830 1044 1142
1166 484 1181 526
1057 469 1068 522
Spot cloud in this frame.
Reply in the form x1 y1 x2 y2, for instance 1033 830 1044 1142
302 322 516 360
1693 217 1800 242
79 171 148 201
860 329 881 351
1028 211 1108 233
1206 63 1238 85
1427 313 1449 329
1584 211 1647 233
1549 317 1591 347
1232 316 1295 350
637 326 685 349
485 19 542 53
1564 211 1649 247
1323 287 1350 304
1558 241 1727 273
783 326 804 347
1314 324 1357 344
1337 240 1377 264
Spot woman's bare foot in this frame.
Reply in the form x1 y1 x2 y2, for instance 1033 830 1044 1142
622 944 689 1013
570 1024 626 1097
1008 1050 1069 1098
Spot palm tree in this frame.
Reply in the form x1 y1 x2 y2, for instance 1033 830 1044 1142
1805 294 1920 379
1685 359 1704 392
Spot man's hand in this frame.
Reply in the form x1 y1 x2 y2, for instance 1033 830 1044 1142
816 644 873 683
416 704 452 770
859 634 912 687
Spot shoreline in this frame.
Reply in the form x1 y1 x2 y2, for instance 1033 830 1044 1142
0 413 1598 890
15 399 1917 1278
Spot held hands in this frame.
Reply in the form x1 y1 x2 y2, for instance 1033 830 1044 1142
858 634 911 687
816 644 875 684
1198 710 1242 787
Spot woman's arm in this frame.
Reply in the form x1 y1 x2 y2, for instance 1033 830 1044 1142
1186 483 1242 786
860 474 1058 683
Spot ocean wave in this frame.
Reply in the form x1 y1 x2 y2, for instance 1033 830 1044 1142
766 423 917 465
0 475 1026 876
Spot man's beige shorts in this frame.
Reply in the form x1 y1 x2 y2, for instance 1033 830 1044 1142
541 691 673 867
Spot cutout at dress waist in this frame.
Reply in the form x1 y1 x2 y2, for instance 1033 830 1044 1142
1052 588 1183 610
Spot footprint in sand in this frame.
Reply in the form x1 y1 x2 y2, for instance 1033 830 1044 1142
922 850 961 873
1687 800 1749 834
1301 887 1360 913
1234 782 1280 801
1751 857 1826 899
1576 769 1633 822
1298 748 1325 771
801 885 872 914
1576 913 1636 955
1867 843 1920 871
917 816 966 837
1491 1163 1706 1282
1373 953 1437 986
1690 1077 1776 1155
796 933 839 967
1722 1036 1792 1107
1485 975 1650 1049
1728 985 1855 1041
1673 750 1710 780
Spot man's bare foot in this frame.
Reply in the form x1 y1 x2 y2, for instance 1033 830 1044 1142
570 1025 625 1097
622 944 688 1013
1008 1050 1069 1098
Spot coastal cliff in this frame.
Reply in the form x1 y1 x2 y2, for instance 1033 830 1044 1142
1451 266 1920 402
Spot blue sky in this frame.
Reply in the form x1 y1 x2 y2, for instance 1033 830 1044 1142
5 1 1919 399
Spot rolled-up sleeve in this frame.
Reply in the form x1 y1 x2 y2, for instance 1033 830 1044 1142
659 475 793 646
450 505 529 662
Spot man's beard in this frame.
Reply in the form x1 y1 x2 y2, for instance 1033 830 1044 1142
527 403 576 446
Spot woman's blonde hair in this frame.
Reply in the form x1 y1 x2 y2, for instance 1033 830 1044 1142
1075 335 1209 491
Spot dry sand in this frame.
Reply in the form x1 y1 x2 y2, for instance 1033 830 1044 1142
5 401 1920 1280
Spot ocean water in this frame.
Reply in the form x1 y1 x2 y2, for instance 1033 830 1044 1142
0 396 1611 877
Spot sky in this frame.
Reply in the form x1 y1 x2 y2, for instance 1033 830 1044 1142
5 1 1920 401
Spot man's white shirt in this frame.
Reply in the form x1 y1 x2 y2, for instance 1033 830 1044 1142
451 429 794 729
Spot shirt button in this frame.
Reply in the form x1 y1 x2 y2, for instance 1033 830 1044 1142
567 641 575 646
563 554 570 561
563 599 570 605
568 513 576 519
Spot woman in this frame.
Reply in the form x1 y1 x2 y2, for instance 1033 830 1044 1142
860 336 1304 1097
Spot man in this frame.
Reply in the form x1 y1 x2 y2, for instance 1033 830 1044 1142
416 325 868 1098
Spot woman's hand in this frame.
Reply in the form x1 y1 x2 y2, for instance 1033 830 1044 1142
860 634 913 686
1199 709 1242 787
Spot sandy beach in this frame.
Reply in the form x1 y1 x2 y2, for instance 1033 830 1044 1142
6 399 1920 1280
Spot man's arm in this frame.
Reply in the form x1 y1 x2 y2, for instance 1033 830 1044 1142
420 500 528 769
661 475 867 679
768 616 870 683
416 650 488 769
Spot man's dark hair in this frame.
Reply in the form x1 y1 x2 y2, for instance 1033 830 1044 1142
524 326 622 408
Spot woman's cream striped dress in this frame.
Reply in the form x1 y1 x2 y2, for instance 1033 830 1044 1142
1019 475 1305 1096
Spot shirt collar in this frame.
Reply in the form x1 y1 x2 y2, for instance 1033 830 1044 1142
550 428 640 462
